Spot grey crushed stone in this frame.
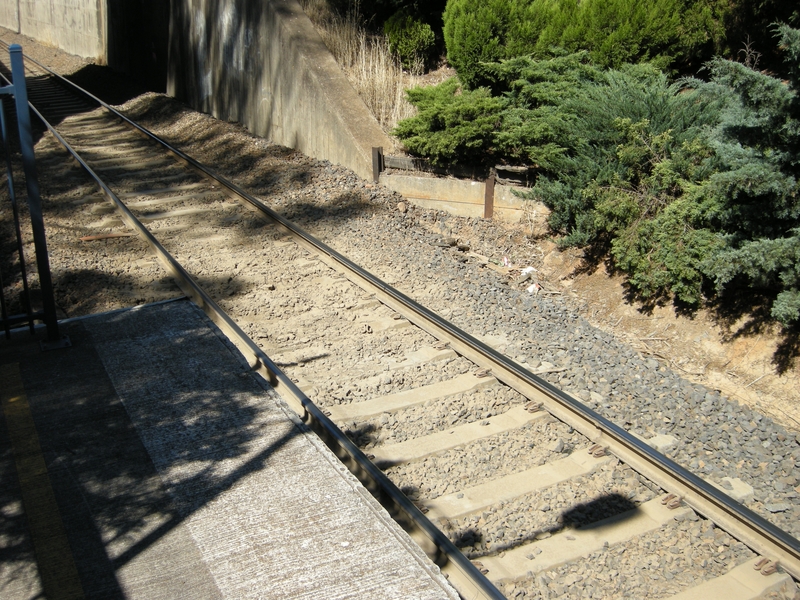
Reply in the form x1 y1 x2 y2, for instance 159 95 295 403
500 517 756 599
386 417 586 501
7 34 799 596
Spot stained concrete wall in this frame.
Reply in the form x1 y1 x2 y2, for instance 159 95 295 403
167 0 393 181
0 2 17 32
0 0 168 89
0 0 105 59
379 173 550 230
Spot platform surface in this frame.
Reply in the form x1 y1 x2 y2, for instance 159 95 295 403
0 299 458 599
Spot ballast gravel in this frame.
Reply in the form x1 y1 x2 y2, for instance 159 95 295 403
316 355 477 407
352 380 525 447
501 516 756 599
445 461 660 559
1 40 798 596
386 417 588 500
249 156 800 538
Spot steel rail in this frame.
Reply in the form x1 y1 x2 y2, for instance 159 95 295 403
16 49 800 582
5 52 506 600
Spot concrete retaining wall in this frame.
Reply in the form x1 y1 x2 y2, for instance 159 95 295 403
0 0 105 59
5 0 540 226
167 0 393 181
0 0 168 89
0 2 17 33
379 173 550 231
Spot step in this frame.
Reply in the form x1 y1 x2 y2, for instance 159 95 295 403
387 346 457 370
125 191 220 209
328 372 497 422
361 314 412 333
86 151 160 166
118 183 211 198
93 158 175 172
137 207 217 222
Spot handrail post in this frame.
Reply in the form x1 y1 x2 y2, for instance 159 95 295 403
9 44 60 342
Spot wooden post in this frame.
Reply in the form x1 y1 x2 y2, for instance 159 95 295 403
372 147 383 182
484 170 495 219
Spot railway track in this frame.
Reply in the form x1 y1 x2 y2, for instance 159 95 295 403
4 45 800 599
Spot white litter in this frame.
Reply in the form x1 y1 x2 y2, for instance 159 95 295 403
526 282 542 294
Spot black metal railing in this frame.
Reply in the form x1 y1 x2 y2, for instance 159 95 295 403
0 45 59 342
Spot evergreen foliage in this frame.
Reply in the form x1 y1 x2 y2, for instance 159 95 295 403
441 0 515 87
696 24 800 324
394 26 800 325
392 78 505 164
384 11 437 70
330 0 448 28
442 0 731 87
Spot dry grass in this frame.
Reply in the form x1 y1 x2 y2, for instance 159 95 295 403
298 0 421 134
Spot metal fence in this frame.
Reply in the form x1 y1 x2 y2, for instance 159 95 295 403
0 45 60 343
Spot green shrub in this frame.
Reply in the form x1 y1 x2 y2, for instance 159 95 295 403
519 62 721 301
393 78 506 164
537 27 800 322
558 0 682 69
395 54 722 302
396 26 800 325
441 0 516 88
695 24 800 325
384 11 437 71
442 0 734 87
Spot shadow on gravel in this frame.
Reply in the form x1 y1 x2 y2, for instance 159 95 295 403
274 351 331 368
453 528 483 549
453 493 639 558
399 484 420 500
374 457 401 470
773 328 800 375
344 422 379 448
566 243 799 374
705 285 800 375
0 191 21 309
278 191 374 228
560 493 638 529
114 94 314 198
177 273 253 300
51 269 179 318
1 62 152 146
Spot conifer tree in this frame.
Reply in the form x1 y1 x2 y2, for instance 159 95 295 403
395 25 800 325
699 24 800 324
441 0 727 88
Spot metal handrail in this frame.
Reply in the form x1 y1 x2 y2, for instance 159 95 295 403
0 45 59 341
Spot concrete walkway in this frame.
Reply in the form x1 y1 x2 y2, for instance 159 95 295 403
0 300 458 599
